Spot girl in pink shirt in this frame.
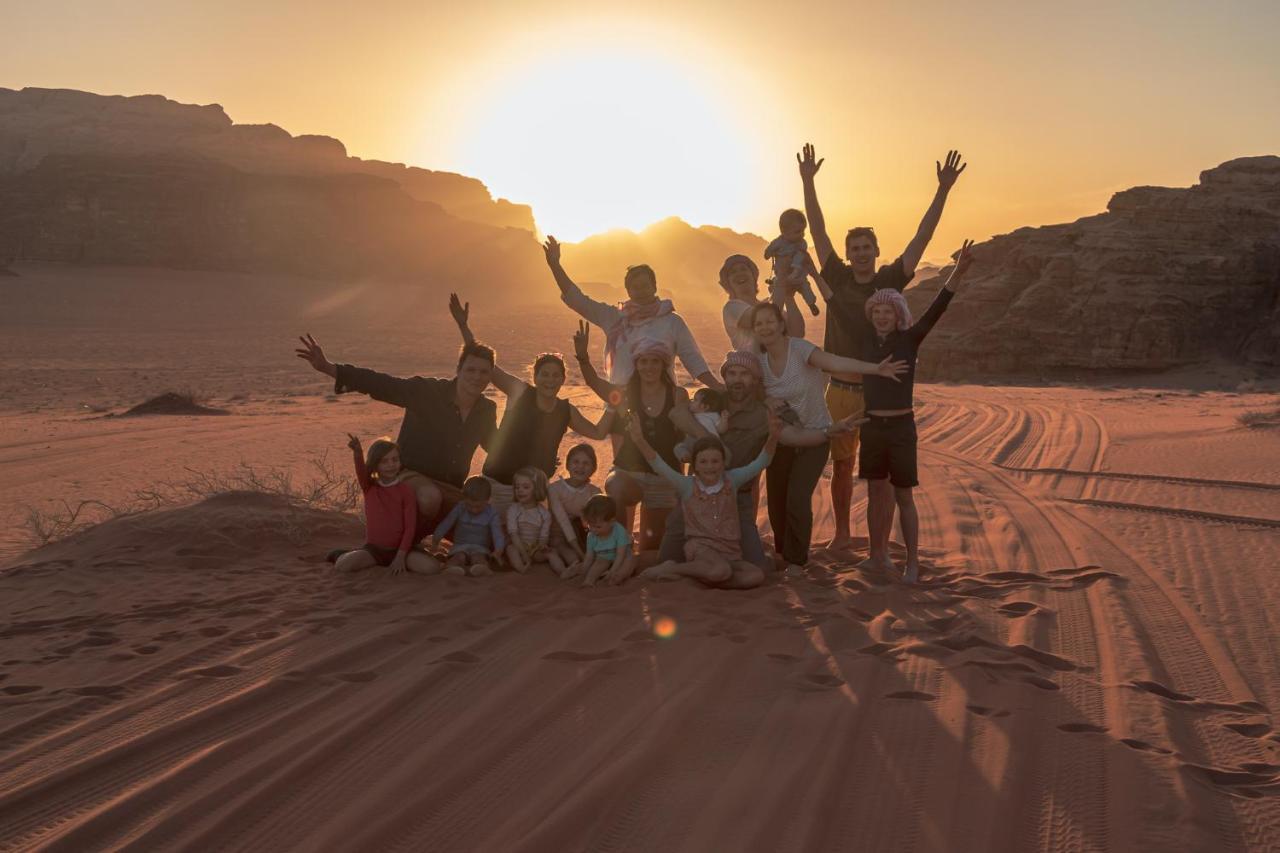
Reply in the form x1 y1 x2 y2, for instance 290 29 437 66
337 434 440 575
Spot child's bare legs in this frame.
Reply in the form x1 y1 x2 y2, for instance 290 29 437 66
642 542 732 584
444 552 469 576
865 478 897 572
554 543 583 579
335 550 377 572
466 552 495 577
544 548 567 576
895 486 921 583
506 544 530 574
405 550 443 575
581 556 610 587
606 551 637 586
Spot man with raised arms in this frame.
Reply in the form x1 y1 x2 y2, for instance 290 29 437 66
798 143 966 553
543 236 723 390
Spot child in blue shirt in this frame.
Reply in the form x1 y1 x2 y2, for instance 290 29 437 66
580 494 635 587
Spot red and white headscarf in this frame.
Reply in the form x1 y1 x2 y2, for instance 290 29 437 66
627 336 675 382
864 288 912 331
604 299 675 378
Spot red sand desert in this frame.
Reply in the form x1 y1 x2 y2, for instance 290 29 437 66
2 267 1279 851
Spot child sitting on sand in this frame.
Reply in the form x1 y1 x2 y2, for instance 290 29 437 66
431 476 505 577
629 415 781 586
549 444 602 580
860 240 974 583
337 434 440 575
674 388 729 464
506 466 563 575
580 495 635 587
764 208 823 317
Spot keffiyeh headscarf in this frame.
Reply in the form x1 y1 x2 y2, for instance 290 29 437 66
627 336 675 382
605 299 675 378
864 288 912 331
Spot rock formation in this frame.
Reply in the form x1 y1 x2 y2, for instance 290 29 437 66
907 155 1280 376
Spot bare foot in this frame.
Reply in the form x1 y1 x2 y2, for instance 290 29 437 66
824 535 855 551
444 565 466 576
903 563 920 584
468 563 494 578
784 564 806 579
640 561 679 582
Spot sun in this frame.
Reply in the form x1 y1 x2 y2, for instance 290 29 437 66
442 46 760 242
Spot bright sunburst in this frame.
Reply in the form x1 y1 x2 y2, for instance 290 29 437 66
443 46 759 241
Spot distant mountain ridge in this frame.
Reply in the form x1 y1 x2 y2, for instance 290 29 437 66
1 86 1275 375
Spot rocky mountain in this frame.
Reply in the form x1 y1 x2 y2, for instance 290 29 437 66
906 156 1280 378
0 87 534 232
559 217 768 310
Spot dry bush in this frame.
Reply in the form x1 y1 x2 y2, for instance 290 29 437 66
1238 406 1280 428
23 452 360 548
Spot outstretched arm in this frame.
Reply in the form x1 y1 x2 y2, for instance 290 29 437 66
544 236 619 329
902 150 966 277
808 348 909 382
798 143 836 267
298 333 420 408
568 404 613 440
573 321 623 405
910 239 974 343
449 294 523 397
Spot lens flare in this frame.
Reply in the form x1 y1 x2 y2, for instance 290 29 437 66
653 617 677 639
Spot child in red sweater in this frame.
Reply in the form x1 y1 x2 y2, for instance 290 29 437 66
336 434 441 575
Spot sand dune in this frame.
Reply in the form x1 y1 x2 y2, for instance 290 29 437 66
2 383 1278 851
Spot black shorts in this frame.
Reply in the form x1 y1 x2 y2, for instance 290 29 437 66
857 413 918 488
361 543 428 567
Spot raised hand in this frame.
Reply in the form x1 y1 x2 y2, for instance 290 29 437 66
936 150 967 189
877 356 910 382
573 320 591 361
542 236 562 266
295 333 336 377
448 293 470 331
797 143 824 180
953 239 975 277
347 432 362 452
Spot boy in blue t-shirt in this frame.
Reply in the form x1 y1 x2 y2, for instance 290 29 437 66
580 495 635 587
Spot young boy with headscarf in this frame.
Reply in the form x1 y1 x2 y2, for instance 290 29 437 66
860 240 974 583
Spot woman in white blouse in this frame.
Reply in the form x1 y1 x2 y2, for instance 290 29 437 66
748 302 905 575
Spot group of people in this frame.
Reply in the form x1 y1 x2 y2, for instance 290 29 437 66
296 145 974 589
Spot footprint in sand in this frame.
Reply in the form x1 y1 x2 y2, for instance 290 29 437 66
885 690 935 701
1058 722 1108 734
542 650 620 662
185 665 244 678
133 645 160 655
766 653 800 662
199 626 230 637
2 685 41 695
437 651 481 664
336 671 378 683
66 685 126 698
996 601 1039 617
1223 722 1272 738
1120 738 1174 755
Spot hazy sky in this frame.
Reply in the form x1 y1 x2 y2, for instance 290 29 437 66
6 0 1279 254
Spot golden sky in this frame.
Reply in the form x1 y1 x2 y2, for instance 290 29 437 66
6 0 1278 257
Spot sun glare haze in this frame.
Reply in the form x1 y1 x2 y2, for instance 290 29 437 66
441 44 761 241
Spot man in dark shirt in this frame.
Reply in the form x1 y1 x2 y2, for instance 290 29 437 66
295 333 497 533
860 241 973 583
662 351 862 584
797 142 966 553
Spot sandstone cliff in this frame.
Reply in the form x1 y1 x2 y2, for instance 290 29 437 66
0 87 535 233
906 156 1280 376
